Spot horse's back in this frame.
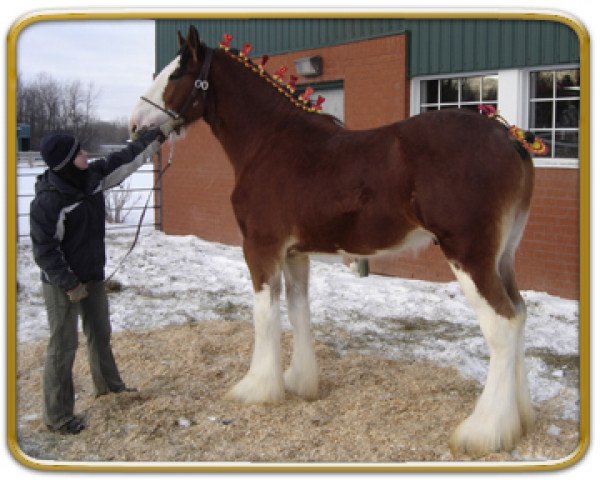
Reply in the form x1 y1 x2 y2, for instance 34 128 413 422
395 109 534 207
390 109 534 259
396 109 529 168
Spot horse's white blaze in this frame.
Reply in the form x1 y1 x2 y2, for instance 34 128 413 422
449 265 523 455
129 55 180 133
226 284 284 403
283 256 319 399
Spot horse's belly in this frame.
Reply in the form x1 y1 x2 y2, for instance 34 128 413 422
292 226 435 259
342 227 436 258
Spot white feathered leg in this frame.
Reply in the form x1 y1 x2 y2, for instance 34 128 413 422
226 273 285 403
449 265 523 456
515 303 535 433
283 254 319 399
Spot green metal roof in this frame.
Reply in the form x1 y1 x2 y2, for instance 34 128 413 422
155 18 579 77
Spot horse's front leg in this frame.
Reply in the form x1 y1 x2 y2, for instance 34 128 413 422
283 253 319 399
226 247 284 404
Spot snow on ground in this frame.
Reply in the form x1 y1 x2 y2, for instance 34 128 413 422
16 230 580 420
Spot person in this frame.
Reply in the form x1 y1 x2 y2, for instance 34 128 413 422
29 123 172 434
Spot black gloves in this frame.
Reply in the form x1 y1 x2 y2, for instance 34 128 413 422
132 119 185 148
135 126 166 148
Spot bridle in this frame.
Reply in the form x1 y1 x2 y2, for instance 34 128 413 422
140 45 214 124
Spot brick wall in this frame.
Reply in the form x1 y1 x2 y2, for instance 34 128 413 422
517 168 579 297
158 33 580 300
267 34 411 127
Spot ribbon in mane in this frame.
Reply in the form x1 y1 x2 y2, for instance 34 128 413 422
220 33 326 114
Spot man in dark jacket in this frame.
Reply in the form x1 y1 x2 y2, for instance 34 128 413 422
30 125 171 434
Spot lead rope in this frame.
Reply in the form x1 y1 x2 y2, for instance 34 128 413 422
105 137 177 284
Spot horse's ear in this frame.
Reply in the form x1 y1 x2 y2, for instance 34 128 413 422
177 30 185 48
186 25 201 64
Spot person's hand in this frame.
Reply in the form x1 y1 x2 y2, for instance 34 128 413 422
66 283 88 302
159 117 185 137
135 126 166 147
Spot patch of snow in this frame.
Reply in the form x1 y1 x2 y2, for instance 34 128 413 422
16 230 580 420
547 425 562 436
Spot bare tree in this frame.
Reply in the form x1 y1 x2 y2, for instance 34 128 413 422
62 79 99 146
104 182 134 224
17 73 100 149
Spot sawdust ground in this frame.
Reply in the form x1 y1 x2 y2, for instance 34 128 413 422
15 320 580 466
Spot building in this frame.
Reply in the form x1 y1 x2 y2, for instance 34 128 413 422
152 17 582 299
17 123 30 151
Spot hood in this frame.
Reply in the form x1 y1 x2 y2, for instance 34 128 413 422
34 169 87 199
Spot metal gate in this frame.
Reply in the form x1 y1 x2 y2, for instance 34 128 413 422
16 152 163 241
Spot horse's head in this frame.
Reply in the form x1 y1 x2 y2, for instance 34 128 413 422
129 55 179 136
129 25 211 137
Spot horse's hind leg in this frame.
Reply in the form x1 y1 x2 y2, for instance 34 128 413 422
283 253 319 399
448 259 524 456
498 211 535 434
226 242 285 404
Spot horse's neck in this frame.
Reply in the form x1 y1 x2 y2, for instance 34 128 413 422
207 52 307 171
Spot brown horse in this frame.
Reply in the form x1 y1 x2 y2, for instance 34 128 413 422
130 25 535 456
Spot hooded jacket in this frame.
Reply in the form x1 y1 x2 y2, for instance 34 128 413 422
30 138 160 290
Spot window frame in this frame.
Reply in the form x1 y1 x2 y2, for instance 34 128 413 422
414 71 499 113
411 65 580 169
523 64 580 168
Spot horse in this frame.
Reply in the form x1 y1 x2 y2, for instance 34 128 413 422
130 25 536 457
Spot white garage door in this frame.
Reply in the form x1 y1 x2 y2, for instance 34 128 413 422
314 87 344 122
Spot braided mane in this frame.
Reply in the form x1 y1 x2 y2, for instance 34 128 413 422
223 48 326 114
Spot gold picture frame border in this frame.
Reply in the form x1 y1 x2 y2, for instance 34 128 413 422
5 7 591 473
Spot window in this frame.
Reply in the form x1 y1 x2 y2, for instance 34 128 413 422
529 69 580 159
419 75 498 113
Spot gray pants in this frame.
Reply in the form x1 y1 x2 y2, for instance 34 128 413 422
42 281 125 429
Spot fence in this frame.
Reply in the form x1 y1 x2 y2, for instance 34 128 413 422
16 152 163 240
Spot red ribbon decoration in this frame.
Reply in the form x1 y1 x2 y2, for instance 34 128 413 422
219 33 233 50
299 86 314 103
241 42 252 57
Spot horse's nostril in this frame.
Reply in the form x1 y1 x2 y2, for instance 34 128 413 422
131 124 138 133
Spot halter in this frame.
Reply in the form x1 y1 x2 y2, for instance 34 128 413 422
141 46 214 124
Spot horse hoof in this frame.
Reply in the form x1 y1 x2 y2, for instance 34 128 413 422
518 399 536 435
449 412 522 457
284 367 319 400
225 374 284 404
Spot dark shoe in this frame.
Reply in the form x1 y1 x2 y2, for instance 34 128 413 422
95 386 137 398
49 415 85 435
113 385 138 394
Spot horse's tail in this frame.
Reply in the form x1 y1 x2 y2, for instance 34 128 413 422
507 125 548 159
510 136 532 161
479 104 548 159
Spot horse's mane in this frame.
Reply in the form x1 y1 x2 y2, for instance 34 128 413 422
201 41 344 131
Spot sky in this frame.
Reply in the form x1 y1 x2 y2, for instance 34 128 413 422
16 20 156 123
